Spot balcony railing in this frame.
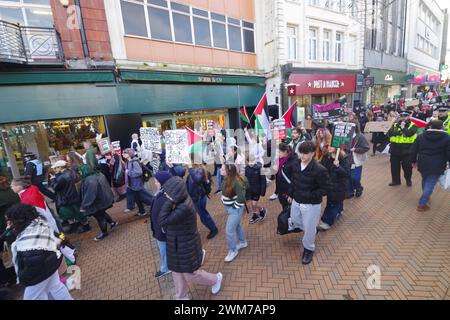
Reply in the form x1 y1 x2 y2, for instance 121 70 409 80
0 20 64 65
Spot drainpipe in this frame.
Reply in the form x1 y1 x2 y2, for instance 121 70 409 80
74 0 89 59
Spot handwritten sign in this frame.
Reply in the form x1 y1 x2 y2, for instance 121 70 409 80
164 130 190 164
97 138 111 155
140 127 162 154
313 103 345 119
273 119 287 140
364 121 393 133
331 122 356 149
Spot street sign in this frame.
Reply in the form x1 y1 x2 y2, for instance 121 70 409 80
363 77 375 88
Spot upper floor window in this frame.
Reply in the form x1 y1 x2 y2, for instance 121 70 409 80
335 32 343 62
309 28 317 61
120 0 255 53
323 30 331 61
0 0 53 27
287 25 298 60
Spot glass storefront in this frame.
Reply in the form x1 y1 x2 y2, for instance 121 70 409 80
142 109 228 132
0 116 106 178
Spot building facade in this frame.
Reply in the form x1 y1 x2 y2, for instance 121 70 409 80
256 0 365 119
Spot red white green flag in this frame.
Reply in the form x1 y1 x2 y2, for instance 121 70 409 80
254 93 272 140
240 106 250 123
186 127 203 160
410 117 427 129
282 101 298 138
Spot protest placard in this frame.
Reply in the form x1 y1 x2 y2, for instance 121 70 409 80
97 138 111 155
304 119 313 130
140 127 162 154
364 121 393 133
111 141 121 157
313 103 345 119
164 130 190 164
331 122 356 149
273 119 287 140
405 99 420 107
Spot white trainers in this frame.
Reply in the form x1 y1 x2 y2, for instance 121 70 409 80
123 209 131 213
224 250 239 263
211 272 223 294
318 221 331 231
236 241 248 251
269 193 278 200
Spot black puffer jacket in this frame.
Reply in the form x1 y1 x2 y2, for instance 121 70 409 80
80 173 114 215
50 170 80 207
285 159 331 205
411 130 450 177
150 189 168 242
276 152 297 201
16 250 62 287
320 154 351 202
159 177 202 273
245 163 267 197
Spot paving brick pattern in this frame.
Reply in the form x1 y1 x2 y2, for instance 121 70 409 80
69 154 450 300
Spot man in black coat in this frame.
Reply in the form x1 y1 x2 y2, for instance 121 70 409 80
387 113 418 187
411 120 450 212
285 141 331 265
159 176 222 300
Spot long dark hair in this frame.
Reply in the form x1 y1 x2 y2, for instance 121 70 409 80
5 203 39 235
67 151 83 167
223 164 239 197
0 175 10 191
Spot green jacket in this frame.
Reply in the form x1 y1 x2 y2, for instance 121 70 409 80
221 177 248 209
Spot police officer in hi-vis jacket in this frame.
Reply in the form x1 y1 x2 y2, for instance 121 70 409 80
387 112 418 187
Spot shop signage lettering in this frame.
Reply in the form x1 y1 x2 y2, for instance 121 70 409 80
198 76 223 83
384 74 394 81
311 80 342 89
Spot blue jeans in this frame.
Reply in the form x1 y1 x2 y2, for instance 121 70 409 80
216 166 222 191
322 201 344 226
194 196 218 232
347 166 363 195
419 175 440 206
156 240 168 273
225 206 246 251
127 188 154 210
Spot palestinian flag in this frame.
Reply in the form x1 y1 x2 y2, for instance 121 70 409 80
410 116 428 135
254 93 272 140
282 101 298 138
240 106 250 123
186 127 203 163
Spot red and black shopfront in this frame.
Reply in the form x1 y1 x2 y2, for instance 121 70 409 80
282 66 362 117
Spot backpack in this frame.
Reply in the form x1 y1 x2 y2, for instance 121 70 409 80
141 163 152 183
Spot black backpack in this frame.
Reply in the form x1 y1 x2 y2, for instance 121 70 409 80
277 205 302 235
141 163 152 183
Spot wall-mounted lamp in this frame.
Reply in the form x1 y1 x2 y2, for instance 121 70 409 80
59 0 70 8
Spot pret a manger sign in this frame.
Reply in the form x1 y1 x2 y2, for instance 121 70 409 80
312 80 341 89
288 74 357 95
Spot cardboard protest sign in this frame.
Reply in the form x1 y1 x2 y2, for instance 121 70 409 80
164 130 190 164
140 127 162 154
97 138 111 155
405 99 420 107
331 122 356 149
364 121 393 133
111 141 122 157
313 103 346 119
304 119 313 130
273 119 287 140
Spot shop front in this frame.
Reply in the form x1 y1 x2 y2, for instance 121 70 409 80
368 69 408 104
407 66 441 99
287 72 357 117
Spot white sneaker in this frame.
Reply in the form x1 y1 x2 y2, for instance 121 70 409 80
201 249 206 265
318 221 331 231
269 193 278 200
123 209 131 213
224 250 239 263
211 272 223 294
236 241 248 251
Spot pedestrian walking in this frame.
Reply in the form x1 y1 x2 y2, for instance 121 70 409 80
5 204 73 300
82 141 98 173
159 176 223 300
79 164 117 241
411 120 450 211
23 153 56 201
150 171 173 278
186 164 218 240
346 121 370 198
285 141 331 265
245 153 267 224
110 152 127 202
315 128 332 161
274 143 296 211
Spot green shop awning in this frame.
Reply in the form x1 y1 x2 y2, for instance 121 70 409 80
120 70 266 85
0 71 115 85
370 69 408 85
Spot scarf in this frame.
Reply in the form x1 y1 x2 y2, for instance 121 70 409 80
19 185 46 210
11 218 61 276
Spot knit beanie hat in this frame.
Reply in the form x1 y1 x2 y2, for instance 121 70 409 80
155 171 173 186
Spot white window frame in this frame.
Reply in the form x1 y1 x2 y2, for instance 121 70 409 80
287 24 298 61
242 20 255 53
323 29 331 61
309 27 318 61
0 0 53 27
335 31 343 63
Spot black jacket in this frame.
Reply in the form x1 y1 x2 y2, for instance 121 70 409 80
285 159 331 205
388 120 418 156
150 189 168 242
275 152 297 201
16 250 62 287
159 177 203 273
411 130 450 177
80 173 114 215
245 163 267 197
50 170 80 207
320 155 351 202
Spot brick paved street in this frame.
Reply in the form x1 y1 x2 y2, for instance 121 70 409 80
69 153 450 300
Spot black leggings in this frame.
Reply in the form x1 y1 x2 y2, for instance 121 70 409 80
93 210 114 233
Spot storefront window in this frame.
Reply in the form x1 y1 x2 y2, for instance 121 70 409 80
0 116 106 178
